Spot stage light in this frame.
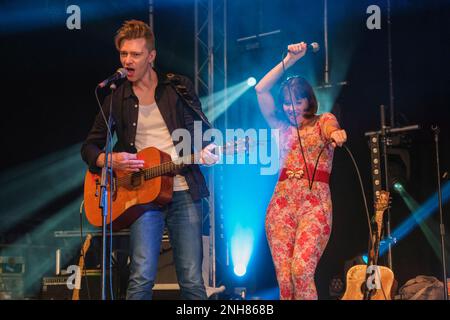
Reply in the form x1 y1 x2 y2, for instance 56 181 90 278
393 181 403 192
247 77 256 87
361 254 368 264
233 264 247 277
231 226 254 278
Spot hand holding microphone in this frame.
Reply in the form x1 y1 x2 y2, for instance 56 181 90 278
284 42 319 67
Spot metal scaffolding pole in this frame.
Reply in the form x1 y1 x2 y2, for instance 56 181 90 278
194 0 227 290
148 0 154 30
148 0 154 68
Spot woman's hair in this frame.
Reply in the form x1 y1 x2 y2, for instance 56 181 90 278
277 76 318 118
114 20 155 52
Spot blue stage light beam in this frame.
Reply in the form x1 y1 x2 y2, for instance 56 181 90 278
0 143 85 233
231 225 254 277
379 181 450 256
202 79 255 123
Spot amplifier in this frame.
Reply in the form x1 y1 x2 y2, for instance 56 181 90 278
0 274 24 299
41 269 111 300
0 256 25 274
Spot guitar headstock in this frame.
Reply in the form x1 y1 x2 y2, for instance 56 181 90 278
374 190 390 239
375 191 390 212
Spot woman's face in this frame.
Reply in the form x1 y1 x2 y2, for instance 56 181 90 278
282 96 309 125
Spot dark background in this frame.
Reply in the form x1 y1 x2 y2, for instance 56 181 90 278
0 0 449 299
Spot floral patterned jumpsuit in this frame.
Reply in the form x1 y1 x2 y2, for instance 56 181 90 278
265 112 339 300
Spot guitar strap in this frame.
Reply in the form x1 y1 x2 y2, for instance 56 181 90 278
166 73 212 129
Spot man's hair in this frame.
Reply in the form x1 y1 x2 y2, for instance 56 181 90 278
114 20 155 52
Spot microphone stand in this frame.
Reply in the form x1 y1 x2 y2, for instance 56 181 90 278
380 105 393 271
432 125 448 300
99 83 116 300
363 228 378 300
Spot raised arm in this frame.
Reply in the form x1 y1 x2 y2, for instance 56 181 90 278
255 42 308 128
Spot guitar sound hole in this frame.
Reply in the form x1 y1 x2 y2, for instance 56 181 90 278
130 172 143 188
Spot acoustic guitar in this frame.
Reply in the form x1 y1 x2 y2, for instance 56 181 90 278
84 139 248 230
72 233 92 300
341 191 395 300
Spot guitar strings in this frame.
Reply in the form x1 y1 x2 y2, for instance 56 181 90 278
114 141 244 186
114 154 195 186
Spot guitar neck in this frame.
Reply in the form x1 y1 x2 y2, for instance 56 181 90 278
142 154 195 180
72 234 92 300
373 210 384 264
112 143 238 189
372 191 389 265
142 145 229 180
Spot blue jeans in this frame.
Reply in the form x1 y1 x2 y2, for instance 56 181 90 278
126 191 207 300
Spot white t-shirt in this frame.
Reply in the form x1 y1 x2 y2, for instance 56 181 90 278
134 102 189 191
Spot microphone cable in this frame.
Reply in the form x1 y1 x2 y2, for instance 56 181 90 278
280 50 373 249
281 53 313 190
341 144 373 249
281 50 328 191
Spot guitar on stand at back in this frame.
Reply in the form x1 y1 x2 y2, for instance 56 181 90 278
341 191 395 300
72 234 92 300
342 133 396 300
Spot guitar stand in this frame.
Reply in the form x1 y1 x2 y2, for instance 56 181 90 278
365 105 420 271
362 224 378 300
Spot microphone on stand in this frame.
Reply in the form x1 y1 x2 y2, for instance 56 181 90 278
98 68 128 88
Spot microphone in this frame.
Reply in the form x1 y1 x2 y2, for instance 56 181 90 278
288 42 320 54
308 42 320 53
98 68 128 88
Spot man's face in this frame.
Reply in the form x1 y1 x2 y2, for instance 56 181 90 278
119 38 156 82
